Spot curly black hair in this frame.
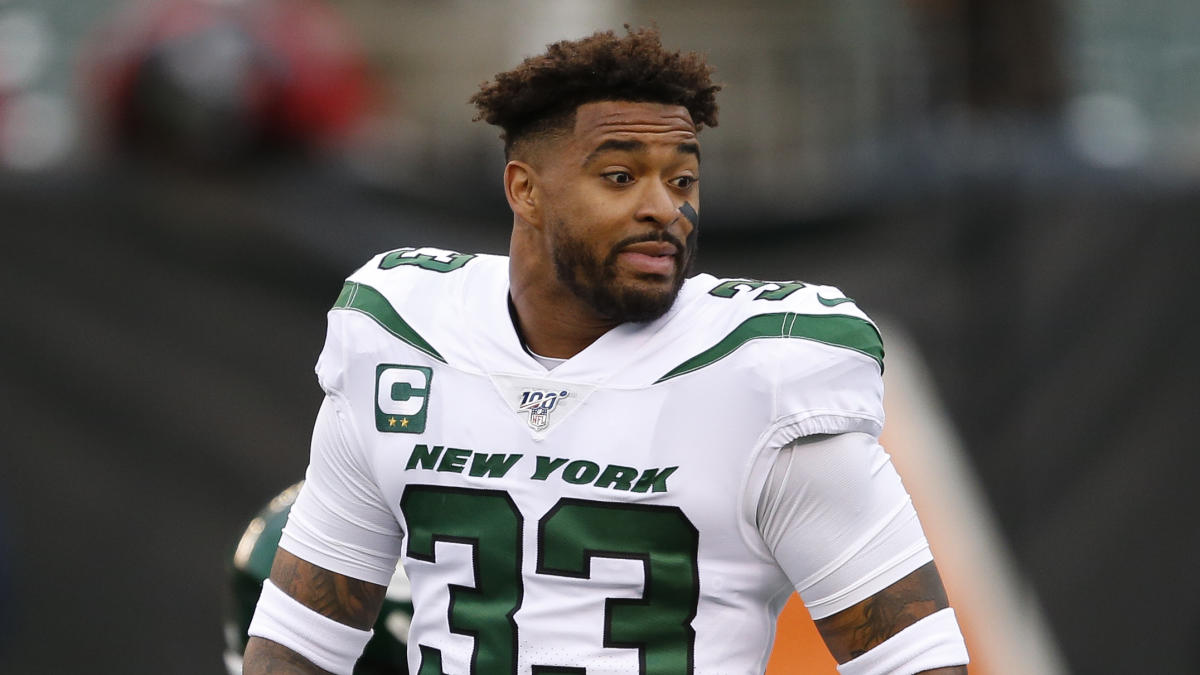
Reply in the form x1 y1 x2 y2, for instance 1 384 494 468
470 26 720 158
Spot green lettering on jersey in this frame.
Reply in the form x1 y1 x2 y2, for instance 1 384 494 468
407 444 444 470
561 460 601 485
707 279 766 298
633 466 679 493
531 456 570 481
437 447 471 473
404 488 701 674
416 645 447 675
379 247 476 272
656 312 884 383
594 464 639 491
708 279 805 301
538 499 699 674
402 486 522 675
756 282 806 300
468 452 523 478
376 364 432 433
334 282 445 362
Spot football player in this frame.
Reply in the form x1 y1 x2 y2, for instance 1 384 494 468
244 27 969 675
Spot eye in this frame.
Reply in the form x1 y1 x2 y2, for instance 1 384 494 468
670 175 697 190
602 171 634 185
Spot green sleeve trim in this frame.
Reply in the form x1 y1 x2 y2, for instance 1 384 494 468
332 281 446 363
656 312 883 383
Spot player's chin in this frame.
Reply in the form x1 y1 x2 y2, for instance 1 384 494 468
620 272 679 301
610 277 683 323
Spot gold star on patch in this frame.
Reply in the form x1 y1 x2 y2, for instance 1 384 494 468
388 417 397 427
400 418 410 428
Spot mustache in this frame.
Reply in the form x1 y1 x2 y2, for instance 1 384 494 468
608 231 688 259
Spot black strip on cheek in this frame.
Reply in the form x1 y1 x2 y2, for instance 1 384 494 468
680 201 700 260
679 201 699 229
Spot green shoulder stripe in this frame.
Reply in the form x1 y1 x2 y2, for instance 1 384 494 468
332 281 445 362
656 312 883 383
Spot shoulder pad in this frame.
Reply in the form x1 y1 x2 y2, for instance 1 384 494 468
695 276 867 317
328 247 500 364
656 275 884 383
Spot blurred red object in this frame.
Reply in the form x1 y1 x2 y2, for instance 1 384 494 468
83 0 375 161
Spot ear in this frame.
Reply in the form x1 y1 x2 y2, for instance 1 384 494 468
504 160 541 227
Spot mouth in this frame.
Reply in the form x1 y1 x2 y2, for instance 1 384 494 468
616 240 680 276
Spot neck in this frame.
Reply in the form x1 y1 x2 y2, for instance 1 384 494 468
508 280 617 360
508 230 617 359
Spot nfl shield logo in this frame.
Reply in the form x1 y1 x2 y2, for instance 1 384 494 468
518 389 568 432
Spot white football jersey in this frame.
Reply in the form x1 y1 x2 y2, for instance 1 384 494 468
284 246 887 674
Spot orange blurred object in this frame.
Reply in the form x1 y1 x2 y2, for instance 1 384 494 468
766 595 840 674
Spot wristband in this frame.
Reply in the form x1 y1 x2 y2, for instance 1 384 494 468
838 607 968 675
248 579 373 675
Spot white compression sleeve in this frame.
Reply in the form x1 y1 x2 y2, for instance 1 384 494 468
756 432 933 619
837 608 968 675
248 579 374 675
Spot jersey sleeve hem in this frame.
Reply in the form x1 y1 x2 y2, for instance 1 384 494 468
767 410 884 449
803 542 933 620
278 527 397 588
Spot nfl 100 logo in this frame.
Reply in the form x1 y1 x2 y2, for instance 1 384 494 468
518 389 568 431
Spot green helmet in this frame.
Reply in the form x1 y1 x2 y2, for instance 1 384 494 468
224 482 412 674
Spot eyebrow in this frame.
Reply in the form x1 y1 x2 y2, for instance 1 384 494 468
583 139 701 165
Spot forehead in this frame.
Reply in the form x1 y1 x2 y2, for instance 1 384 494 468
571 101 698 151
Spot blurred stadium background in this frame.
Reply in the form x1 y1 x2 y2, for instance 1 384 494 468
0 0 1196 673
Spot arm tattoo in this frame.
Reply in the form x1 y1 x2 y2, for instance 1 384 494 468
241 551 387 673
814 561 951 662
269 548 387 630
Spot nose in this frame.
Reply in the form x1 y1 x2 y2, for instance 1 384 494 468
634 181 686 232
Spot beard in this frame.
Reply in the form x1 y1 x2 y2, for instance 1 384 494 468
551 221 698 324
